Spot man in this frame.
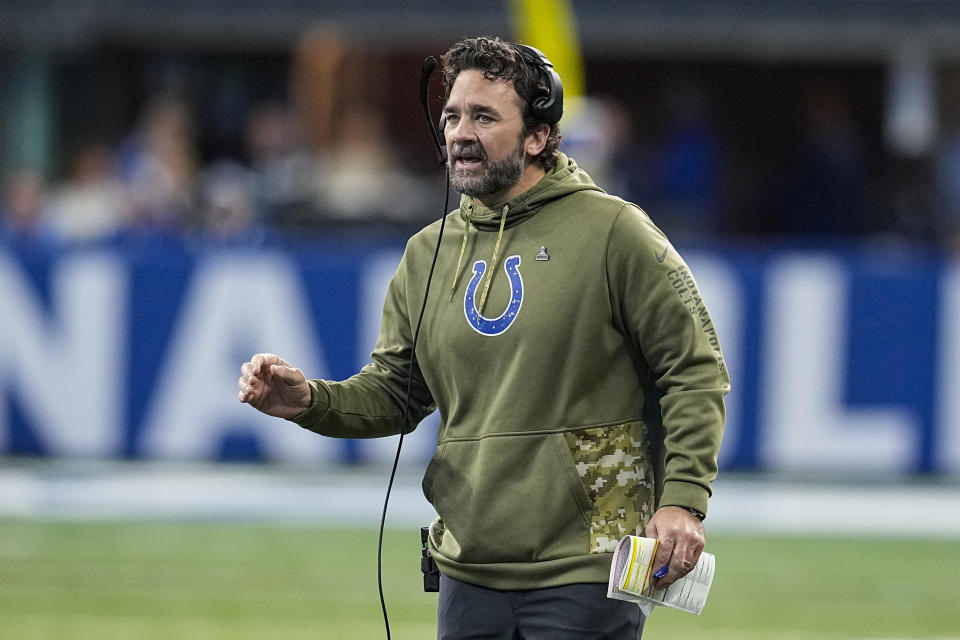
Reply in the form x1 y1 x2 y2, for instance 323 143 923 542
238 36 728 639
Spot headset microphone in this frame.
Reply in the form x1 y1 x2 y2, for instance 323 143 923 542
419 56 448 166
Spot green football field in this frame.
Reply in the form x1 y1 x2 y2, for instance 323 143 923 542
0 519 958 640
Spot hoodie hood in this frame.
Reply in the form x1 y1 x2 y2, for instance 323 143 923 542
457 153 605 230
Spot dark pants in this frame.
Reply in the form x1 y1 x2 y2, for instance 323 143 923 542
437 574 645 640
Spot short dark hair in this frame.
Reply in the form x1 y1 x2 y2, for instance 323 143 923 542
441 36 562 171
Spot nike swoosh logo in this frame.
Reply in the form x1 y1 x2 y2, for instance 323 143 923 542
655 246 668 263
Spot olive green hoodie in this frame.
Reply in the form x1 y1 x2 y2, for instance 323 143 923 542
292 153 729 589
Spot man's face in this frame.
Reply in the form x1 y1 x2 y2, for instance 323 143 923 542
443 70 529 204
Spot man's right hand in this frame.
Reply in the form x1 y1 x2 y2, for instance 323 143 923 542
237 353 311 419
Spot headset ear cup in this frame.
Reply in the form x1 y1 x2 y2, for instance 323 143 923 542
532 67 563 123
510 43 564 124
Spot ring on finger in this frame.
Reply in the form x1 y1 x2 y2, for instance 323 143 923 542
682 560 693 569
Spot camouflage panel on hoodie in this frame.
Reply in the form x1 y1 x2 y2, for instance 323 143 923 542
564 422 655 553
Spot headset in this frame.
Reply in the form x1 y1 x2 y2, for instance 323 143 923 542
377 42 564 640
510 43 565 125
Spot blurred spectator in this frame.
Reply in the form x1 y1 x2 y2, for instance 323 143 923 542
289 25 432 229
559 96 633 195
243 100 320 227
291 26 348 153
933 71 960 253
777 82 868 236
0 169 58 250
882 155 937 245
653 80 723 239
46 142 130 243
613 78 724 242
317 103 430 224
116 95 201 234
934 131 960 252
195 160 265 246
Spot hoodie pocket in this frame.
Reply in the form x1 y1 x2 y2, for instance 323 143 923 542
561 421 656 553
424 432 594 565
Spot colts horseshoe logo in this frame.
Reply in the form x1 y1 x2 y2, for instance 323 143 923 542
464 255 524 336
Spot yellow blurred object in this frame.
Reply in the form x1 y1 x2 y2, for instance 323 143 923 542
509 0 584 121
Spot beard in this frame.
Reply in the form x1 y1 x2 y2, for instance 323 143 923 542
448 138 525 199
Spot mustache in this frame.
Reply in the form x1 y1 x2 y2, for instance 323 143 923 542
450 142 487 161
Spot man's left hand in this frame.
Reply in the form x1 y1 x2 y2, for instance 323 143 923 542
645 506 705 589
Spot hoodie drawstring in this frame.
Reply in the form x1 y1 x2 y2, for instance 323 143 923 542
449 206 473 300
477 204 508 314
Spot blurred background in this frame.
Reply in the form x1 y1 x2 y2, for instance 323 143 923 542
1 1 959 638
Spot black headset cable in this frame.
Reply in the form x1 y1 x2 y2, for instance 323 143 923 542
377 176 450 640
378 55 450 640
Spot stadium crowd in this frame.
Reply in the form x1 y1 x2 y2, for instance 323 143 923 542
2 32 960 253
0 93 443 251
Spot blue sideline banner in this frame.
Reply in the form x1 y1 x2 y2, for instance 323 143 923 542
1 239 958 474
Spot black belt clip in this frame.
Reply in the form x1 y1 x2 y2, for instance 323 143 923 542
420 526 440 592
